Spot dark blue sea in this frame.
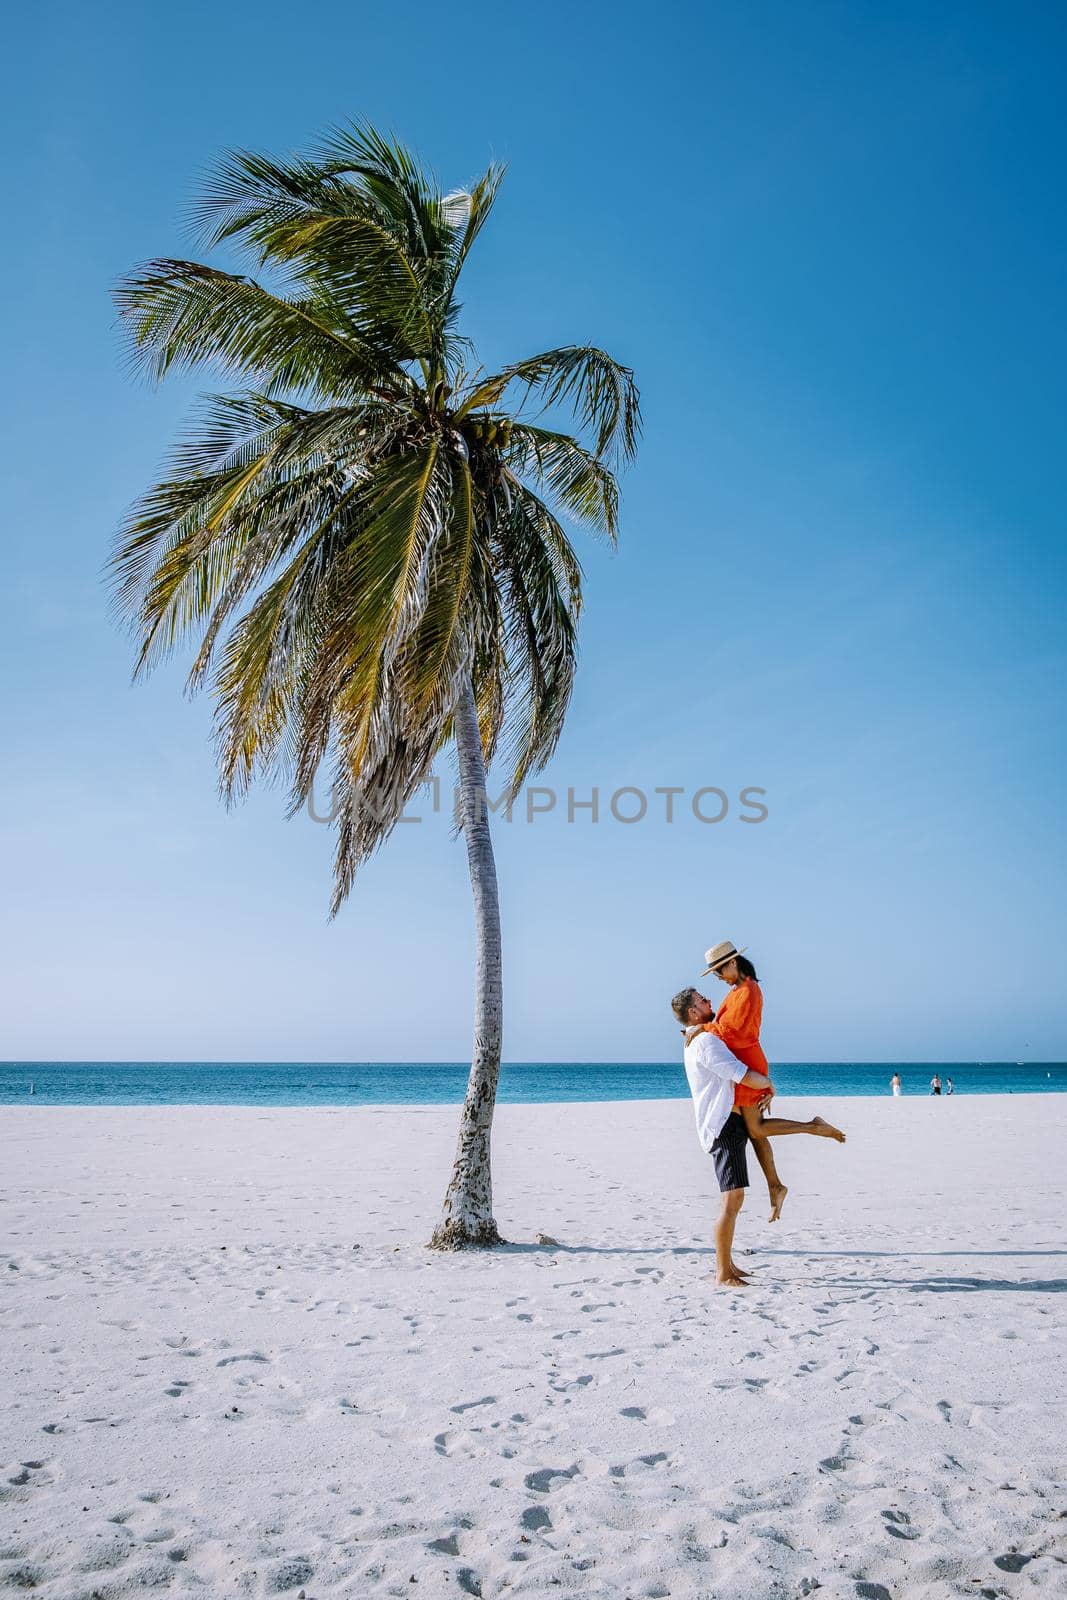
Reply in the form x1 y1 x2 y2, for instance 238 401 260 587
2 1061 1064 1105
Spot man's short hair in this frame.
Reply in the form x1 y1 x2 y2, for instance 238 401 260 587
670 986 699 1024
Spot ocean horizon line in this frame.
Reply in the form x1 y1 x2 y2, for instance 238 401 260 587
3 1058 1062 1068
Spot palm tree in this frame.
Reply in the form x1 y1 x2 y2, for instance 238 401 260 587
112 122 640 1248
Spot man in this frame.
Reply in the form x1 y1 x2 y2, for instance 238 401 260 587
671 986 846 1287
671 986 773 1286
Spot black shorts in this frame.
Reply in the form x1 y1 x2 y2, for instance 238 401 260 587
710 1111 750 1192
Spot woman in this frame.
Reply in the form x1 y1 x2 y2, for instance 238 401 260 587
688 940 845 1220
890 1073 903 1096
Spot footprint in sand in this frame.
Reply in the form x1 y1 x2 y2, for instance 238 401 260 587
0 1565 47 1590
610 1452 670 1476
520 1506 552 1532
548 1374 593 1396
5 1460 56 1493
140 1526 177 1545
427 1532 461 1555
434 1431 479 1459
882 1509 919 1541
524 1465 579 1494
265 1556 314 1592
79 1534 138 1572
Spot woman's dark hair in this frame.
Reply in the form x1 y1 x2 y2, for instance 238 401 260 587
735 955 759 982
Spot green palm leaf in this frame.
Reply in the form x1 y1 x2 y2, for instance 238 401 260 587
505 423 618 540
114 259 412 397
458 346 641 463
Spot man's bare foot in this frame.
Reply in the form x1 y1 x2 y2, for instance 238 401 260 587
716 1271 748 1287
810 1117 846 1143
769 1182 789 1221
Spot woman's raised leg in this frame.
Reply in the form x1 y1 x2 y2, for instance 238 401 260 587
756 1111 846 1142
740 1103 789 1222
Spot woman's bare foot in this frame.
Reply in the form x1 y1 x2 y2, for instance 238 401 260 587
768 1182 789 1221
810 1117 846 1143
716 1270 748 1287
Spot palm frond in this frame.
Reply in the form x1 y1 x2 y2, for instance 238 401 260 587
289 440 447 807
326 692 441 916
190 148 438 362
314 121 454 276
111 397 393 675
212 511 344 800
441 161 507 293
492 480 580 792
459 346 641 463
505 422 618 540
397 451 474 714
114 259 412 397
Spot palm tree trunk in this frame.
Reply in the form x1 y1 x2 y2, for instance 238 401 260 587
429 673 504 1249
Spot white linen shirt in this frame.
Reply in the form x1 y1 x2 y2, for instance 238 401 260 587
683 1030 748 1150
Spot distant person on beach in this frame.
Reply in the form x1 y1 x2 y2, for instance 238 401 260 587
671 985 846 1287
946 1077 954 1095
931 1074 943 1095
891 1073 903 1096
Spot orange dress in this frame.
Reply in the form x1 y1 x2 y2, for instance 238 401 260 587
702 978 769 1108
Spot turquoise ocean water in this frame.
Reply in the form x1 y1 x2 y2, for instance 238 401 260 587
2 1061 1065 1105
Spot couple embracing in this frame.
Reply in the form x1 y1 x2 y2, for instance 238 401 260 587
671 941 845 1287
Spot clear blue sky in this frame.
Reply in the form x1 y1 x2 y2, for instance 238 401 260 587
3 1 1065 1062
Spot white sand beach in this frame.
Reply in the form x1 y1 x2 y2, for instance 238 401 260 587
2 1095 1065 1598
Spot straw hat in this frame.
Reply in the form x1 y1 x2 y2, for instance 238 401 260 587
701 940 748 977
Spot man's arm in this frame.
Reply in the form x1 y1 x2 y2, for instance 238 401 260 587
695 1033 770 1087
693 1036 775 1101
